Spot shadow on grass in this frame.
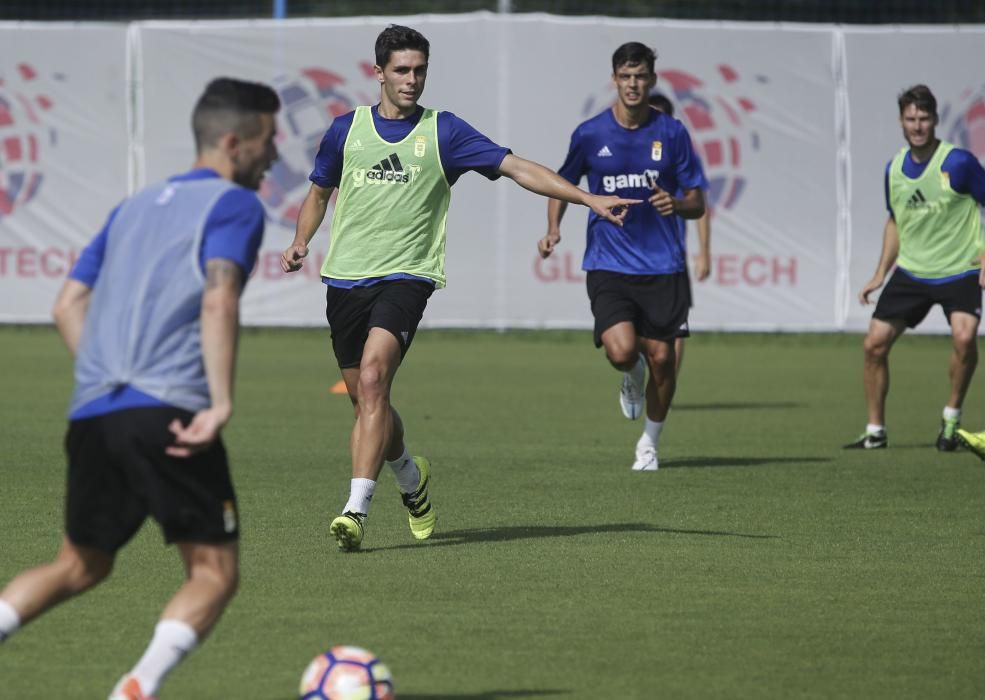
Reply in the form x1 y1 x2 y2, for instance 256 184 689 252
367 523 775 552
660 456 833 468
672 401 804 411
880 443 945 450
401 691 569 699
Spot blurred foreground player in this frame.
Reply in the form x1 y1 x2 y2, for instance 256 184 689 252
0 78 279 699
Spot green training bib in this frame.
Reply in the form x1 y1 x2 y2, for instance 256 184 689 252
890 141 984 278
321 106 452 287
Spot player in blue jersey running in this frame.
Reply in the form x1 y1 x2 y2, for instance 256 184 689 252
648 92 712 378
280 25 640 551
844 85 985 452
0 78 279 700
539 42 706 472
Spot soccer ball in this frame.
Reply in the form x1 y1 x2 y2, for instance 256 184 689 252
299 645 395 700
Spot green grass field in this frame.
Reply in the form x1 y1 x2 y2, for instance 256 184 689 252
1 326 983 699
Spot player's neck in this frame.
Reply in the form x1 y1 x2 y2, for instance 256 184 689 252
908 138 940 164
377 99 418 120
192 153 233 182
612 103 650 129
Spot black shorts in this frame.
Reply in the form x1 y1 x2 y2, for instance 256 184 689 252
873 268 982 328
586 269 691 347
65 407 238 553
325 279 434 368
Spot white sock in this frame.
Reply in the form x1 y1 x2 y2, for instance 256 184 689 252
943 406 961 421
387 447 420 494
638 418 664 450
627 354 646 387
0 599 21 642
131 619 198 695
866 423 886 435
343 478 376 516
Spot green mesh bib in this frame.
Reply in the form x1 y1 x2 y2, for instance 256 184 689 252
321 106 451 287
890 141 983 278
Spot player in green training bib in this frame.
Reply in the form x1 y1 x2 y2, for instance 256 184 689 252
280 25 640 551
845 85 985 452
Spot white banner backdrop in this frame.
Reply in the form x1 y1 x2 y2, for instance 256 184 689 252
133 15 842 329
0 24 129 322
2 15 983 332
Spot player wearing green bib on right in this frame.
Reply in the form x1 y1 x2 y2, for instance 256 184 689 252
845 85 985 452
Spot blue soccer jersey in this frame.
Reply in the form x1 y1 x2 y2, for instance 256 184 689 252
558 108 704 275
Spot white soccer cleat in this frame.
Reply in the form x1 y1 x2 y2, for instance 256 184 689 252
631 445 658 471
619 355 645 420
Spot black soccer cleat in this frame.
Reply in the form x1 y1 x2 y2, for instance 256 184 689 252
936 417 960 452
843 431 887 449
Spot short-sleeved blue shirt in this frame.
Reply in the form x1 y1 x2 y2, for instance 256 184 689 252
68 168 266 419
310 104 510 190
558 108 704 275
884 146 985 216
882 145 985 283
71 168 266 286
310 105 511 289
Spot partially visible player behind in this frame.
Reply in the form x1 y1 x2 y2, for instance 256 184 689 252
0 78 279 700
539 42 706 472
648 92 712 376
845 84 985 451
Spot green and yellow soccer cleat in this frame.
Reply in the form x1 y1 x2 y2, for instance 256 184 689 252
956 428 985 461
400 456 436 540
329 511 365 552
937 417 960 452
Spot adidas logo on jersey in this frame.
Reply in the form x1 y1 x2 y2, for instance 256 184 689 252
602 169 660 193
905 188 928 209
351 153 416 188
597 145 613 157
368 154 409 182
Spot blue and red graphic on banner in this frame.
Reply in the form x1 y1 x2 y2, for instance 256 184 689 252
0 63 58 218
260 64 375 228
942 83 985 160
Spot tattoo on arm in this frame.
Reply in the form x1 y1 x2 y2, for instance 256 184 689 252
205 259 244 293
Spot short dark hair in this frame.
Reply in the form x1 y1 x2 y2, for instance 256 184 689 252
897 84 937 117
375 24 430 68
192 77 280 153
648 92 674 117
612 42 656 75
